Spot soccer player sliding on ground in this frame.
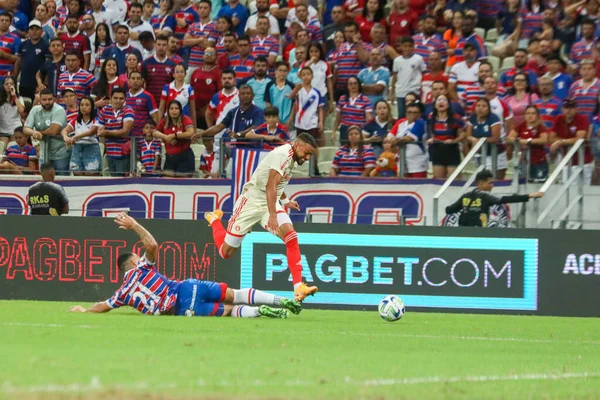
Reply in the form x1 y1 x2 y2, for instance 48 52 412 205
204 133 319 302
69 213 301 318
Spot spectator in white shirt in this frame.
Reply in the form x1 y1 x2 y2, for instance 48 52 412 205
390 36 426 119
127 3 155 53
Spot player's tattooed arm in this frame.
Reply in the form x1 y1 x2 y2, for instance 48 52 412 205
115 213 158 264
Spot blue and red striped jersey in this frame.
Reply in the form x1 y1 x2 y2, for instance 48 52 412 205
332 144 377 176
304 19 323 42
520 9 543 39
337 94 373 128
96 104 135 158
126 89 158 137
461 84 507 114
250 35 279 59
137 139 162 172
428 113 466 141
60 32 91 66
476 0 503 18
229 53 255 84
141 56 177 104
569 39 596 67
57 68 97 100
106 255 181 315
412 33 448 68
173 5 199 41
188 20 218 67
333 41 372 89
453 33 487 64
532 97 563 129
170 54 184 65
4 144 36 167
569 78 600 118
151 14 175 33
499 67 539 91
0 32 21 78
253 122 290 150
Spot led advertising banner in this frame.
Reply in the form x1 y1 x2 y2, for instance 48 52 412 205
0 216 598 316
241 232 538 311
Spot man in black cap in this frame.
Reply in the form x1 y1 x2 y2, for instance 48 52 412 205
27 162 69 216
445 169 544 227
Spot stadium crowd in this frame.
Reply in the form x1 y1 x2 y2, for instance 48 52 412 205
0 0 598 182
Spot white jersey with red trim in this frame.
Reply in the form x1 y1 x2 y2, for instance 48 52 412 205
243 143 296 200
489 96 513 139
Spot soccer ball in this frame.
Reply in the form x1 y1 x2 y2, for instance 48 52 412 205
378 295 405 322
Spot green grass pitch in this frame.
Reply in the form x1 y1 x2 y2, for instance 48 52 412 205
1 300 599 400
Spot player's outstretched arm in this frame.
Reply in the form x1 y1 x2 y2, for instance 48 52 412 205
69 302 111 313
114 213 158 264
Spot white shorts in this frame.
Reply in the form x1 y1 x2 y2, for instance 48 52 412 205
225 192 292 248
484 151 509 171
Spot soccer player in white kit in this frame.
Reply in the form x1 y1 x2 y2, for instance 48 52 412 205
204 133 319 302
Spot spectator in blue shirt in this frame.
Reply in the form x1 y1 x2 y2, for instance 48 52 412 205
241 56 272 110
199 84 265 145
264 61 295 128
544 56 573 102
357 48 390 107
217 0 249 37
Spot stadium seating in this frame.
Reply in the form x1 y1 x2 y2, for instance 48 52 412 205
318 161 333 176
475 28 485 41
191 144 206 172
488 56 501 73
485 28 498 43
292 161 310 177
501 56 515 71
318 146 338 163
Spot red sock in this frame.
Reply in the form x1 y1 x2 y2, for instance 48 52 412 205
284 231 302 285
211 219 229 259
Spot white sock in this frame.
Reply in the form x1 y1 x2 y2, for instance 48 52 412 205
231 305 260 318
233 288 281 306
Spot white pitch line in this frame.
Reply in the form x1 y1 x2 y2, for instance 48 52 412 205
339 331 600 346
4 322 600 346
2 322 94 329
2 372 599 393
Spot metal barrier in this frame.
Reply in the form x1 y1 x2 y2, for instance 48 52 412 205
432 138 487 225
535 139 585 229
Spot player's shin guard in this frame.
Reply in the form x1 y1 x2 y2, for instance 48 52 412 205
211 219 229 259
233 288 281 306
231 305 260 318
284 230 303 289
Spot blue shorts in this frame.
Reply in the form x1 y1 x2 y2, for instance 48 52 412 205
175 279 228 317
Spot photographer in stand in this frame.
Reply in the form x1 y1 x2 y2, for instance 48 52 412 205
445 169 544 227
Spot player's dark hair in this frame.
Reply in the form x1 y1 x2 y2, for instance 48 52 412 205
237 35 250 43
297 132 317 148
476 169 494 183
265 105 279 117
199 0 212 8
116 24 129 33
66 13 79 21
130 2 143 11
117 252 134 272
40 162 55 173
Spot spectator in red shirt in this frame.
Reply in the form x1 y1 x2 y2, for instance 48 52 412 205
550 99 595 184
217 32 237 69
507 105 549 182
355 0 387 43
60 14 91 71
191 46 222 129
153 100 196 176
388 0 419 49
